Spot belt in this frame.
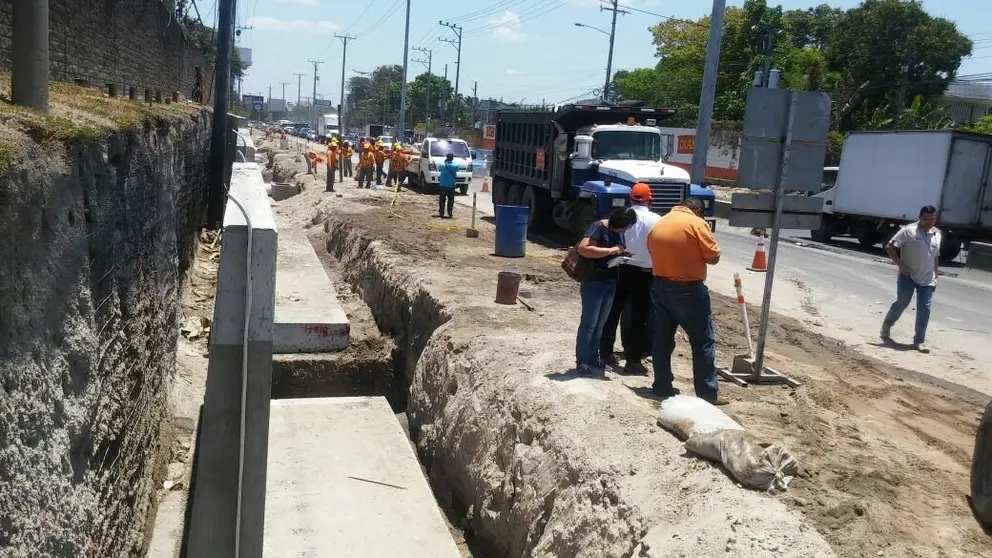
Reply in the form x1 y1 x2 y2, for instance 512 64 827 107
656 277 703 285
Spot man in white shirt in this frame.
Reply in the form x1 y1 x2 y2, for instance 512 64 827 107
880 205 941 353
600 183 662 375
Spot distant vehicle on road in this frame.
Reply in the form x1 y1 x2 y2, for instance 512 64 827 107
379 136 394 153
406 137 473 195
490 101 715 234
812 130 992 263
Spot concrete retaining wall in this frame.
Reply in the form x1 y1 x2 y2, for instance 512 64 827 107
0 110 212 556
968 241 992 272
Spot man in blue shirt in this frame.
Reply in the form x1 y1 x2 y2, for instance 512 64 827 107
438 152 459 218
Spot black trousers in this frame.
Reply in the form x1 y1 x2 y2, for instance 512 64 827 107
375 162 385 184
600 265 654 361
438 190 455 216
325 166 335 191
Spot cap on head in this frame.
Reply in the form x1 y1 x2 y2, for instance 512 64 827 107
630 182 652 202
445 153 454 160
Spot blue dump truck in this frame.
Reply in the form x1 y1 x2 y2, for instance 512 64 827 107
490 101 716 235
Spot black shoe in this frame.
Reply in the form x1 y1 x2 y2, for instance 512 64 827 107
651 386 681 399
601 354 619 368
622 360 649 376
447 213 453 219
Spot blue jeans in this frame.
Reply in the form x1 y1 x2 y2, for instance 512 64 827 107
650 278 719 400
884 274 934 345
576 280 616 367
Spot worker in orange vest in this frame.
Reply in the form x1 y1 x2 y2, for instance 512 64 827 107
373 142 387 185
386 143 408 188
306 150 323 176
325 140 339 192
357 144 376 189
341 141 354 177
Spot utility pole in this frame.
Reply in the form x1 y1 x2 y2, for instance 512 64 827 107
12 0 50 110
308 59 324 130
895 50 912 128
413 46 433 128
398 0 412 142
600 0 627 101
472 81 478 125
335 34 355 135
439 21 463 124
441 63 448 124
267 84 273 121
293 71 306 108
690 0 727 186
207 0 236 227
279 81 289 101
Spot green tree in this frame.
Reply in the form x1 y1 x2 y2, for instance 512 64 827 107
826 0 971 128
405 72 453 130
180 16 249 79
782 4 842 49
963 115 992 135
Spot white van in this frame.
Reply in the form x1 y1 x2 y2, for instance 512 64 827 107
405 137 473 194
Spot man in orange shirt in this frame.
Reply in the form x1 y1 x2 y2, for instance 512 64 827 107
325 142 339 192
646 198 726 404
357 144 376 188
374 143 387 185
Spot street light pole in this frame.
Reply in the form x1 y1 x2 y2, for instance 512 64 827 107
690 0 727 186
600 0 627 101
399 0 411 142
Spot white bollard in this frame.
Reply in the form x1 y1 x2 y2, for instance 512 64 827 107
734 272 754 358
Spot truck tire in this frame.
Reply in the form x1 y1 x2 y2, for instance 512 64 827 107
810 217 833 243
422 173 437 195
940 237 962 264
507 184 525 206
459 183 469 196
492 180 509 206
570 202 598 238
857 230 880 248
972 399 992 529
521 186 549 231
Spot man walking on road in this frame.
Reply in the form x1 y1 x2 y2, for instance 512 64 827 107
646 198 726 404
600 183 660 375
437 153 458 218
881 205 941 353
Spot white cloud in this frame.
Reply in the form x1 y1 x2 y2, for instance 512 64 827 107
248 17 338 34
274 0 319 5
489 11 524 42
505 68 521 75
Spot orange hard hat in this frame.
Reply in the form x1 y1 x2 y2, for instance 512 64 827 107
630 182 652 202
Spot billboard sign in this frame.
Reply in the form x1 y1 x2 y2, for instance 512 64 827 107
268 98 287 112
242 94 264 111
314 98 332 107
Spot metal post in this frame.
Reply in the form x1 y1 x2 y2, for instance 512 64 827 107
690 0 726 186
12 0 50 110
398 0 411 143
440 21 463 123
335 34 354 135
412 47 432 130
207 0 236 228
294 72 305 107
761 32 774 87
441 64 448 123
308 59 323 130
751 91 798 377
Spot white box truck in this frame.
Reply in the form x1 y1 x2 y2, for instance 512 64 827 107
812 130 992 263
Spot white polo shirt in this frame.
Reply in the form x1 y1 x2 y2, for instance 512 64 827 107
624 204 662 269
889 222 941 286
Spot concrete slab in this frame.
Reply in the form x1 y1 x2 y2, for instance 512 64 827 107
273 228 350 352
237 127 257 162
264 397 461 558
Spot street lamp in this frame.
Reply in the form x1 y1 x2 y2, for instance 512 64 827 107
575 22 615 100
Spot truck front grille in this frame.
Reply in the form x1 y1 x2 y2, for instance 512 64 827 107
645 182 687 215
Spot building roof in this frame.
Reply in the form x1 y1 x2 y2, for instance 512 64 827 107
945 81 992 102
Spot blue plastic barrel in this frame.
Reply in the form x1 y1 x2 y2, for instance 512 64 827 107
494 205 530 258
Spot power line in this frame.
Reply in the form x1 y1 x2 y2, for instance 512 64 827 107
354 0 404 38
341 0 381 34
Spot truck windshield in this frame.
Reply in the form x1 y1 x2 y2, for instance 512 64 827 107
430 140 470 158
592 131 662 161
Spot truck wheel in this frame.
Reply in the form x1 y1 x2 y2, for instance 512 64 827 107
507 184 524 206
570 203 598 238
422 173 437 195
940 237 962 264
972 399 992 529
810 217 833 243
857 231 880 248
459 183 469 196
492 180 509 205
521 186 549 231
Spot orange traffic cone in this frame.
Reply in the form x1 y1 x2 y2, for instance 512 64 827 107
747 233 768 272
481 180 490 193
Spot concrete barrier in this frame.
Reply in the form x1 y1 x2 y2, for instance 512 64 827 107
236 127 257 162
968 241 992 272
188 162 277 558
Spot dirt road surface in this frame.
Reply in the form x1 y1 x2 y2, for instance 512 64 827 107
256 134 991 557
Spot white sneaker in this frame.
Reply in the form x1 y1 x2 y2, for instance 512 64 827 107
915 343 930 354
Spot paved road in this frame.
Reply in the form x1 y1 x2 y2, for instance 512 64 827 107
454 180 992 394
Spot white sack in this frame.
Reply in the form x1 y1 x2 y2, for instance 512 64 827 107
656 395 744 440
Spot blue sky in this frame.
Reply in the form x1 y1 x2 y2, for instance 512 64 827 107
227 0 992 104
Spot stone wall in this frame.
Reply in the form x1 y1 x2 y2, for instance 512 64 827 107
0 0 213 100
0 110 211 557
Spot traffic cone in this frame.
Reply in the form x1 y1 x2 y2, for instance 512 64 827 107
481 180 490 193
747 234 768 272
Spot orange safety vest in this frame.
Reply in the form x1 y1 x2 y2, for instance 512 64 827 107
359 150 376 168
343 146 354 158
326 147 338 167
390 151 408 169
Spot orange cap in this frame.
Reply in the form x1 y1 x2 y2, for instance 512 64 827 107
630 182 652 202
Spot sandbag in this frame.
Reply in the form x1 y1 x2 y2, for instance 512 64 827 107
656 395 744 440
685 429 798 492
